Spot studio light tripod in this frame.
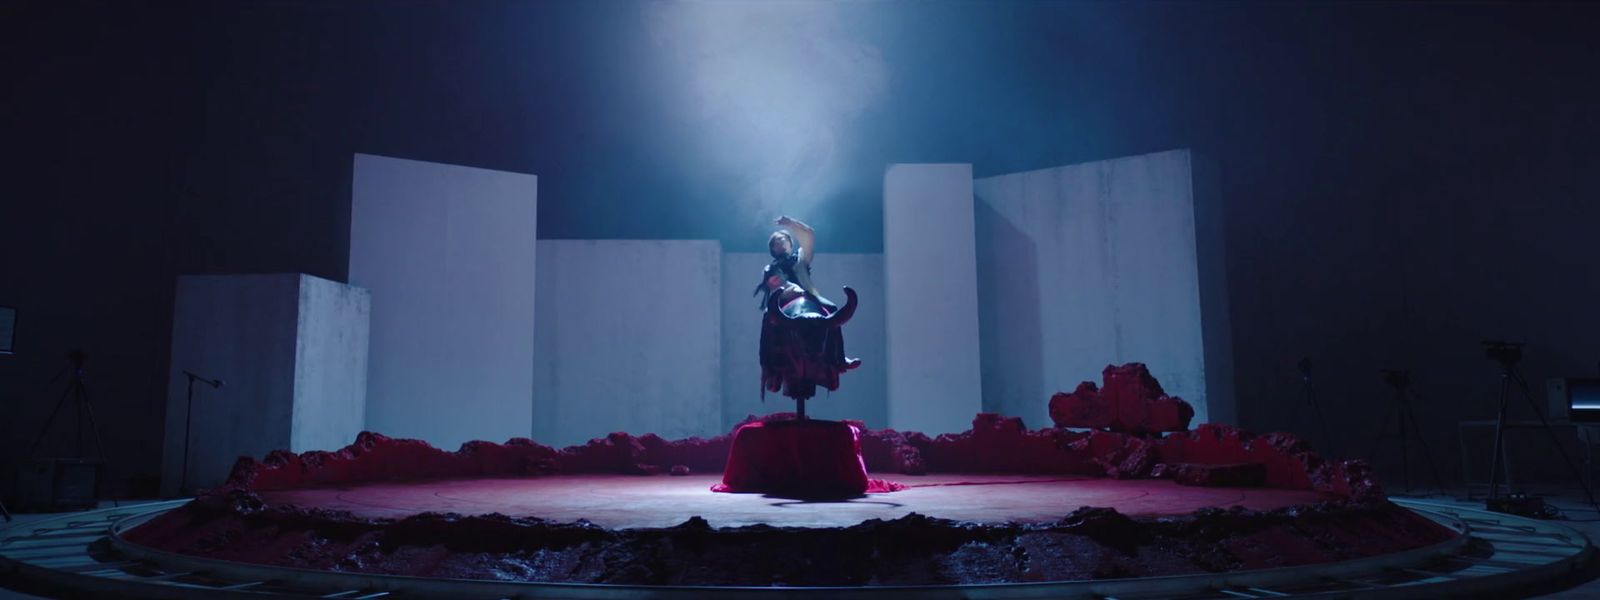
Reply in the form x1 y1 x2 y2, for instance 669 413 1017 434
1482 341 1600 512
1368 368 1446 495
26 350 117 509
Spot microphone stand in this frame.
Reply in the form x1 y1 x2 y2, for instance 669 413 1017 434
1294 358 1335 454
179 370 223 496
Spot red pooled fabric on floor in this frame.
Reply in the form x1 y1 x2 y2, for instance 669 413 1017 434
713 419 903 497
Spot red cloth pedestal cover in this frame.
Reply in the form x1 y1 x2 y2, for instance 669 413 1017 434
712 419 902 497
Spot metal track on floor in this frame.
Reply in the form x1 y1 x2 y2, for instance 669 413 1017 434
0 498 1588 599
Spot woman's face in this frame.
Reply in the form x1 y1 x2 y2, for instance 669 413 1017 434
770 235 792 257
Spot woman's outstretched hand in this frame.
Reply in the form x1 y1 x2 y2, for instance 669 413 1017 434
775 215 811 232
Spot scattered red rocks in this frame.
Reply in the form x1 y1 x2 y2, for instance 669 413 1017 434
124 364 1440 588
227 414 1378 501
136 363 1424 588
1050 363 1195 433
1308 458 1385 503
228 433 563 491
224 364 1378 502
911 414 1099 475
1160 425 1315 488
1068 431 1160 479
1158 462 1268 488
230 426 741 492
857 426 929 475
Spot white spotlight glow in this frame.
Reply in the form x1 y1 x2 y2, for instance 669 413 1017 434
643 0 887 224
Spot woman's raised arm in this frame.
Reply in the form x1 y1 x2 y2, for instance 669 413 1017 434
776 215 816 264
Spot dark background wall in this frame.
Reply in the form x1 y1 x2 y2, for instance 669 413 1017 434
3 0 1597 498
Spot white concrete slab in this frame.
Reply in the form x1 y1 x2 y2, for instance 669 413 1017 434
291 275 371 453
349 153 538 449
161 273 369 495
883 164 984 434
973 149 1234 426
533 240 722 447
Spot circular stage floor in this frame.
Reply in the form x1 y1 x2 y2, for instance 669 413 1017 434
258 473 1333 528
10 496 1594 599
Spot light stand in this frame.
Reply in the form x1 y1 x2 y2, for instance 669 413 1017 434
1291 358 1336 454
1482 341 1599 513
1367 369 1446 495
26 350 116 508
179 370 224 496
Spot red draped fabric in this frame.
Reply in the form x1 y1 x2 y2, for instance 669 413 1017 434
712 419 903 497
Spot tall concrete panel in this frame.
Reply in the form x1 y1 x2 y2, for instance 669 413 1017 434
161 273 369 495
534 240 722 447
883 164 984 434
722 252 887 430
349 154 538 449
291 276 372 453
973 149 1234 426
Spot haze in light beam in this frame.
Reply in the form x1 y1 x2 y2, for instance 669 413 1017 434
643 1 887 226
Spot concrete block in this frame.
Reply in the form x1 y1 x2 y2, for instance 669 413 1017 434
349 154 538 449
883 164 984 434
161 273 369 495
533 240 721 447
974 149 1234 426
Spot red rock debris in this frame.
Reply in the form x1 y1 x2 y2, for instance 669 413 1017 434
128 363 1429 588
1050 363 1196 433
223 365 1378 500
227 414 1379 501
